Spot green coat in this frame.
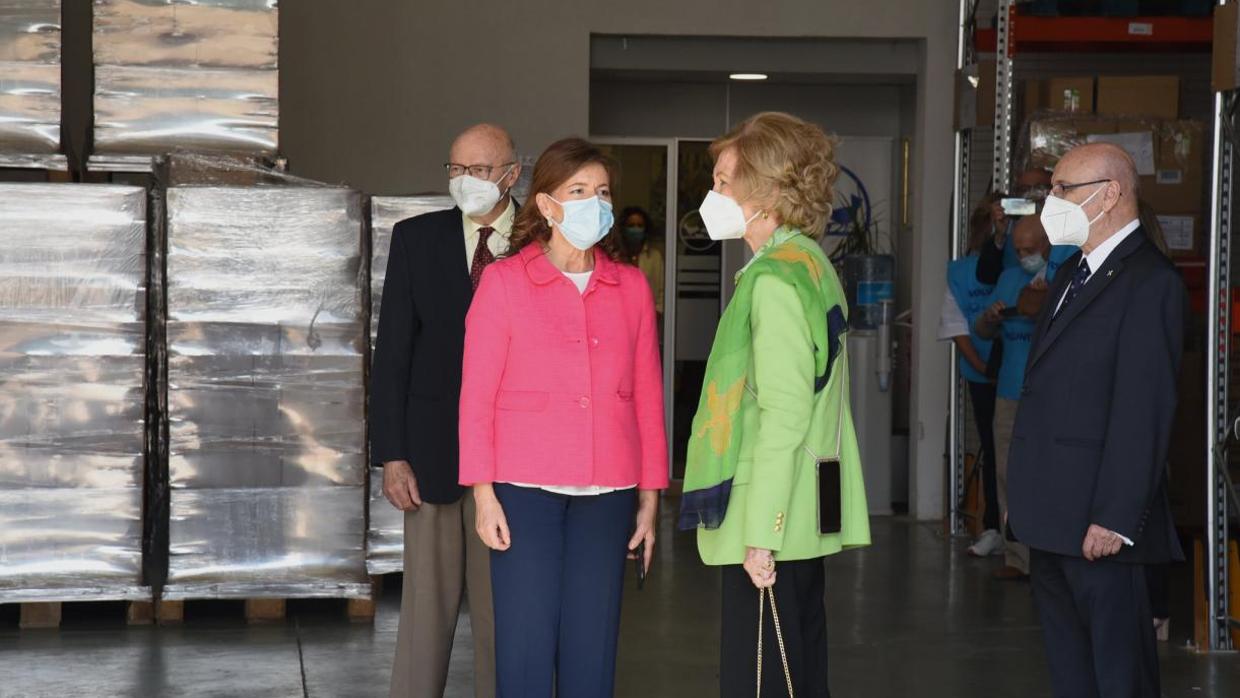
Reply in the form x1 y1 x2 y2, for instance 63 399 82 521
696 234 871 566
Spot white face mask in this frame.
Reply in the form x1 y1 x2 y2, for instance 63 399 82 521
1040 183 1107 247
699 190 761 240
548 195 615 251
1020 253 1047 275
449 165 513 217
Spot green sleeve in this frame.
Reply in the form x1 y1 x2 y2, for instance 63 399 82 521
744 274 815 552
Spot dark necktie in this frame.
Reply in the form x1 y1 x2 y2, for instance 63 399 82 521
470 227 496 291
1055 258 1092 318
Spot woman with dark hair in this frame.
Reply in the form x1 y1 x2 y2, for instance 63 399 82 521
459 137 668 697
618 206 665 316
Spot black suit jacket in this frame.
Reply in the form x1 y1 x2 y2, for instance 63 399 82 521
1008 229 1186 564
370 206 486 505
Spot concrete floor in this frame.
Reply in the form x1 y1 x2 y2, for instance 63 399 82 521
1 514 1237 697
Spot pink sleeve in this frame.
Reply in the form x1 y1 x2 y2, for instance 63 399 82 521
631 275 669 490
458 265 511 485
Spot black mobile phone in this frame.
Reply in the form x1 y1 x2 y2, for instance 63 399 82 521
999 306 1021 318
817 458 842 535
634 541 647 590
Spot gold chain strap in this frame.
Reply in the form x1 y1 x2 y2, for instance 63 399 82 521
756 586 795 697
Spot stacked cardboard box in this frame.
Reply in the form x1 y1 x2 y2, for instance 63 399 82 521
1025 75 1203 257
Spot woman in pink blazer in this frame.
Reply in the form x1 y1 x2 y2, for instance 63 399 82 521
459 137 668 697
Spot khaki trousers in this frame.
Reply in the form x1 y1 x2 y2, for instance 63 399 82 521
994 397 1030 575
390 495 495 698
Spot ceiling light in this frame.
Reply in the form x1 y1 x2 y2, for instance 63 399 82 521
729 73 768 81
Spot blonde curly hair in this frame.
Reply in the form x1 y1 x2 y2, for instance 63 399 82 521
709 112 839 238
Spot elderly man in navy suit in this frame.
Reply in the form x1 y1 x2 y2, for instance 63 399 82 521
1007 142 1185 698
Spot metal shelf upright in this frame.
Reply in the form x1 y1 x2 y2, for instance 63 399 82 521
953 1 1236 650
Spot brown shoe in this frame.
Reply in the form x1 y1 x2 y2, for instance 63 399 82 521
993 565 1030 581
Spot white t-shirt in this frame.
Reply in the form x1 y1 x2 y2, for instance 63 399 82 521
504 269 638 497
937 288 969 341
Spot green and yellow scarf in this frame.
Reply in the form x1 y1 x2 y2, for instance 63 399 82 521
678 228 843 530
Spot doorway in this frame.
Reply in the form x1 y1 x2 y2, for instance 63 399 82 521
597 138 720 480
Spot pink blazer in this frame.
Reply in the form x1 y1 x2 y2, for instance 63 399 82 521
458 243 669 490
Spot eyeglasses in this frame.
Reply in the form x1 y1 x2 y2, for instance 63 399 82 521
1049 179 1110 198
444 162 515 179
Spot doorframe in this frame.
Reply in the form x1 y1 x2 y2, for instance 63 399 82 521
591 136 677 481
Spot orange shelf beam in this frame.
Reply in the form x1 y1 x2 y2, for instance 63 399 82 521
975 15 1213 54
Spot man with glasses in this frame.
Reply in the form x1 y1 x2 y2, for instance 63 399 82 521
372 123 519 698
1007 143 1185 697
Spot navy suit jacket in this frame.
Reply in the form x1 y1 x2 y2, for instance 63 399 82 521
1007 228 1186 564
370 206 478 505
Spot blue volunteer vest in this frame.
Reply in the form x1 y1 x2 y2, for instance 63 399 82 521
947 255 995 384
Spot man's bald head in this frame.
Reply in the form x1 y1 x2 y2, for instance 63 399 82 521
1050 142 1139 250
447 123 520 224
1012 212 1050 259
450 123 516 166
1059 142 1138 198
1016 167 1052 194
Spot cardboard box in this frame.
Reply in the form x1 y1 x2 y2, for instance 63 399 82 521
1156 214 1200 257
1024 77 1095 120
1146 120 1207 215
1029 116 1117 171
1214 1 1240 93
1096 76 1180 120
1168 346 1206 528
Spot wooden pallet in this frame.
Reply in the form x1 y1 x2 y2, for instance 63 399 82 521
154 583 382 626
0 167 73 184
4 600 155 630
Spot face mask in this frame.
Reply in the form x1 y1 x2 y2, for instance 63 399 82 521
623 226 646 244
548 196 615 251
1020 253 1047 275
699 190 761 240
449 166 513 217
1040 184 1106 247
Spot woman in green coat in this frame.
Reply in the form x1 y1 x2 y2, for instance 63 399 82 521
680 112 870 698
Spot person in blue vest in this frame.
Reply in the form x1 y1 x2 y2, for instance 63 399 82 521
938 195 1003 557
975 210 1075 581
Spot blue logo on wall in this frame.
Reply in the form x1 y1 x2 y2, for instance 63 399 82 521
825 165 872 238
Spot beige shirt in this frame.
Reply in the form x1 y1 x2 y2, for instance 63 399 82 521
463 199 516 270
636 244 665 314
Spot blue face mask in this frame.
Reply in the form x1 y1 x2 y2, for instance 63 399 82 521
1020 253 1047 275
549 196 615 251
623 226 647 245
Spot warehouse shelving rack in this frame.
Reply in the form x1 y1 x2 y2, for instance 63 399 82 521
951 0 1237 651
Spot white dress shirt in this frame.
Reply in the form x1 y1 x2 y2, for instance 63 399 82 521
463 199 515 270
937 288 969 341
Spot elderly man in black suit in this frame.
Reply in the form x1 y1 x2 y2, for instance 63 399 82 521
371 123 520 698
1007 142 1185 698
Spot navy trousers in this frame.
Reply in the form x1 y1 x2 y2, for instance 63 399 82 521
490 484 636 698
1030 549 1160 698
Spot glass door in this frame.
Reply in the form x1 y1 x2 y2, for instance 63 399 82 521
595 139 676 480
594 137 731 480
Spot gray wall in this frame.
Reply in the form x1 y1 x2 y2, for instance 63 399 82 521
590 81 907 140
275 0 956 520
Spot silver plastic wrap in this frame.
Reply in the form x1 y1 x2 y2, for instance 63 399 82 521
0 0 66 168
366 195 453 575
91 0 278 171
162 185 369 599
0 183 149 603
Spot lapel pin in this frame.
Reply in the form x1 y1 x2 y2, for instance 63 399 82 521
1106 270 1114 278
